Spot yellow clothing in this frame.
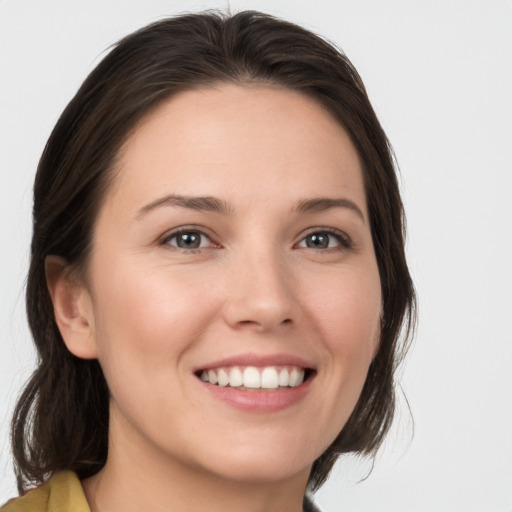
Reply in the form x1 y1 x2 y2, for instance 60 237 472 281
0 472 90 512
1 471 320 512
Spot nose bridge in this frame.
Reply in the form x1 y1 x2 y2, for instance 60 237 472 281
222 236 298 331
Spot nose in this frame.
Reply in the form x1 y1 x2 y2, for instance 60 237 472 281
221 249 300 333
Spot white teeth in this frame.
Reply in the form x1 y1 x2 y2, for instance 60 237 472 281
288 368 305 387
261 367 279 389
217 368 229 387
200 365 308 389
278 368 289 387
289 368 299 387
229 367 243 387
243 366 261 388
208 369 218 385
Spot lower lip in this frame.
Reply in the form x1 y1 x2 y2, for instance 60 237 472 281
198 376 314 413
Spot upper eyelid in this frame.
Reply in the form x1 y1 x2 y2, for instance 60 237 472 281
297 227 352 244
157 225 352 247
159 226 217 246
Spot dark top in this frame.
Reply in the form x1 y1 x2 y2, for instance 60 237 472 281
303 493 322 512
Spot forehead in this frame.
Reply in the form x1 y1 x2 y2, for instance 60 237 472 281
107 84 366 213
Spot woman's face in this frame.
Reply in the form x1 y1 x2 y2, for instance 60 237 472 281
81 85 381 483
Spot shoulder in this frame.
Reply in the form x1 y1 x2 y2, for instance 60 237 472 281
0 472 90 512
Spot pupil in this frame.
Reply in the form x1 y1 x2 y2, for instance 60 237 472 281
178 233 200 249
307 233 328 249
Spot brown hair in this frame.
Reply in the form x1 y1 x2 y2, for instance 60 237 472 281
12 10 415 493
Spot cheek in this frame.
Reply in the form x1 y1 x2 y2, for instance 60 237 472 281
308 266 381 358
89 262 218 390
304 265 381 421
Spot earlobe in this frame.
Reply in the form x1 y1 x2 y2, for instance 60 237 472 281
45 255 98 359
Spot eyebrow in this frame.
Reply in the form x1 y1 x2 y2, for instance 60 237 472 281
136 194 233 219
136 193 365 222
296 197 366 222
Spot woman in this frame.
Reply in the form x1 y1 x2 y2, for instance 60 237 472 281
2 10 415 512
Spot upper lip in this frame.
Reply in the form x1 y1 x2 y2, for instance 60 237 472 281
195 353 316 372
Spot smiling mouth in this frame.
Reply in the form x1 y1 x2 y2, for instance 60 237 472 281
195 365 315 391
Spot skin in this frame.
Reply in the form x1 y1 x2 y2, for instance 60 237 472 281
48 84 382 512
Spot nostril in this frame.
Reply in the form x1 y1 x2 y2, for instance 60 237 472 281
236 318 293 329
239 319 258 326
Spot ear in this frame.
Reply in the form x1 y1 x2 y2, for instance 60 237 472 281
45 255 98 359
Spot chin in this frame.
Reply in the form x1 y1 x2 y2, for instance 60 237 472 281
181 428 325 485
199 453 313 485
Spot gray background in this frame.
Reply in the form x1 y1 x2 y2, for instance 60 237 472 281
1 1 511 510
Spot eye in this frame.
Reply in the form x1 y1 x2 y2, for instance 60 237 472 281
297 230 351 250
163 229 215 250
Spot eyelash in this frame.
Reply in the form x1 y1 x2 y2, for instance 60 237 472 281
296 228 352 251
159 227 352 252
160 228 217 252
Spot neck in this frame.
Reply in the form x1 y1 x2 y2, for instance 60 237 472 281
82 414 311 512
83 459 309 512
83 466 309 512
